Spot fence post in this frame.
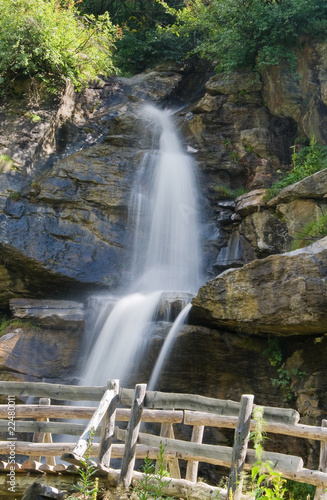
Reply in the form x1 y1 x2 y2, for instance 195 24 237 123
159 423 181 479
314 419 327 500
227 394 254 500
98 379 119 468
120 383 147 488
31 398 55 466
185 425 204 482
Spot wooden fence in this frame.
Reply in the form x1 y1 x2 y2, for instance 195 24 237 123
0 380 326 499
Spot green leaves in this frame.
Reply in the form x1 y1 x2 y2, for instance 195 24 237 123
0 0 118 94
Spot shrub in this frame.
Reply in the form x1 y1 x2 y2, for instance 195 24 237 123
0 0 117 94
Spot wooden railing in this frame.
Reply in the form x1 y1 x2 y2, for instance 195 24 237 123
0 380 326 499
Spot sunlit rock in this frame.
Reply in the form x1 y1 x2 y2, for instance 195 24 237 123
191 237 327 336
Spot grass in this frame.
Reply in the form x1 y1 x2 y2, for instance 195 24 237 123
290 211 327 250
264 137 327 201
213 185 247 200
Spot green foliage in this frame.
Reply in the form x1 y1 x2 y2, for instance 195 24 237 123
135 441 175 499
284 479 315 499
251 461 287 500
159 0 327 73
213 185 246 200
0 316 36 336
250 407 287 500
114 26 193 75
264 137 327 201
291 211 327 250
9 191 21 201
263 336 283 367
67 427 99 500
0 0 117 94
0 155 16 172
263 337 307 402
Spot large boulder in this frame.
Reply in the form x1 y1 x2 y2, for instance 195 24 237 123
191 237 327 336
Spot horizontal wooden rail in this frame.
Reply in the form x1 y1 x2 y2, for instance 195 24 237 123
0 381 299 423
120 388 299 425
0 381 106 401
0 441 174 460
0 405 183 423
115 428 303 474
184 411 327 442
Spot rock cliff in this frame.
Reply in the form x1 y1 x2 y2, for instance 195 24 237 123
0 43 326 444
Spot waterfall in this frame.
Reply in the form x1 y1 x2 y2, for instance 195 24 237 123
82 104 202 387
147 303 192 391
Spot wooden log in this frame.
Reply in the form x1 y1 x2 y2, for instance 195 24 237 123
106 466 241 500
117 429 303 474
314 419 327 500
159 423 181 479
0 468 228 500
0 441 174 461
72 386 118 458
21 459 44 472
185 425 204 482
0 419 96 436
98 379 119 468
119 383 146 488
39 463 55 474
281 468 327 488
228 395 254 500
0 381 106 401
120 389 299 424
184 411 327 441
0 404 184 423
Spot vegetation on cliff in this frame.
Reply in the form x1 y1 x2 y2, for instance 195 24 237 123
265 137 327 200
2 0 327 93
0 0 117 94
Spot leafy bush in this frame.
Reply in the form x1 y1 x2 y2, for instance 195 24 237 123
0 0 117 93
264 137 327 200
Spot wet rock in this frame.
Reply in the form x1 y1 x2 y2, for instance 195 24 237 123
191 237 327 336
9 299 84 329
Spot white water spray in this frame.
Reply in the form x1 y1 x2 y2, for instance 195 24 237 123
82 105 202 387
148 303 192 391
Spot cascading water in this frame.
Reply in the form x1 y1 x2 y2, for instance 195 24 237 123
147 303 192 391
82 104 202 388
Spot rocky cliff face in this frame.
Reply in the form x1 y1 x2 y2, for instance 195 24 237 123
0 44 327 449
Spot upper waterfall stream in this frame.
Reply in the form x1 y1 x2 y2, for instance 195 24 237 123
82 105 203 388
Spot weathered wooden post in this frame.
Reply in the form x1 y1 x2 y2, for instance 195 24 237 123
31 398 55 466
98 379 119 468
185 425 204 482
159 422 181 479
119 383 147 488
314 419 327 500
61 384 118 465
227 394 254 500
